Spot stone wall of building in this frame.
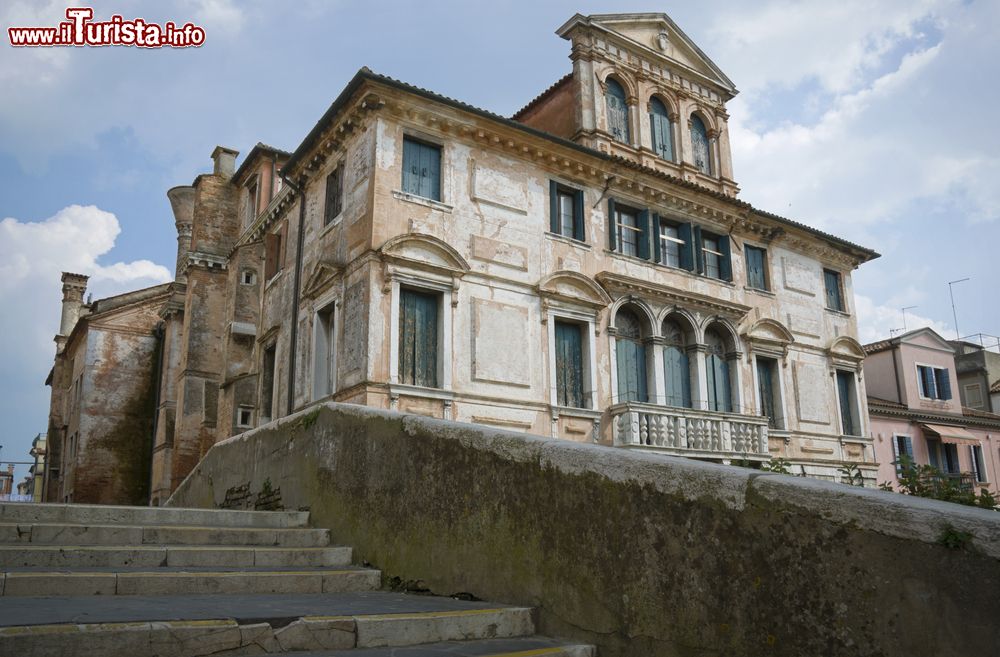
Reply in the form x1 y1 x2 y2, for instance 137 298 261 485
170 402 1000 657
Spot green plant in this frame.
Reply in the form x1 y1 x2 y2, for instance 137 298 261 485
838 462 865 487
299 408 321 430
938 525 974 550
260 477 274 497
879 455 998 511
760 457 792 475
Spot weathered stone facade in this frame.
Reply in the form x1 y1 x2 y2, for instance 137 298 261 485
45 12 881 503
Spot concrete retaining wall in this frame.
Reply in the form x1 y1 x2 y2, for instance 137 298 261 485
169 403 1000 657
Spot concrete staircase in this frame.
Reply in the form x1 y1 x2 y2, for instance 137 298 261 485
0 503 593 656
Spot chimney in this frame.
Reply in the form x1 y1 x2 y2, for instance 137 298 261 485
167 185 195 282
59 272 89 337
211 145 239 179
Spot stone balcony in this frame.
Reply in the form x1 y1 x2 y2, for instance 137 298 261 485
610 402 770 461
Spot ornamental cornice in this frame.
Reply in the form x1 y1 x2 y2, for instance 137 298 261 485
595 271 752 320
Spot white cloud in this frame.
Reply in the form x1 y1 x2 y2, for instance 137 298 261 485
0 205 172 361
184 0 245 36
854 294 952 344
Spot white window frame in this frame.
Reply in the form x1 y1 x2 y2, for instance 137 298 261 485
970 444 988 483
615 207 642 258
915 362 950 401
259 341 279 424
240 269 257 286
658 221 684 268
891 433 915 475
311 292 340 402
236 406 254 429
546 307 599 411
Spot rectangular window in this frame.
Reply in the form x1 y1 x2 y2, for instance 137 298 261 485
313 302 336 400
836 370 860 436
917 365 952 400
756 357 782 429
745 245 768 290
402 137 441 201
617 207 641 257
607 199 649 259
236 406 254 429
245 179 259 226
549 182 585 241
964 383 984 409
324 165 343 226
264 224 285 281
893 435 915 474
554 320 585 408
971 445 988 483
702 235 722 279
694 228 732 281
260 344 277 423
658 221 683 268
942 443 960 474
399 288 439 388
824 269 844 311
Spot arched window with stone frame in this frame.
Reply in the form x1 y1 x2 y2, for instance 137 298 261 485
605 77 631 145
690 114 712 176
704 327 732 412
614 308 648 403
661 316 692 408
649 96 674 161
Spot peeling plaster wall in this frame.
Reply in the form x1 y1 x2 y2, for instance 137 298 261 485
170 403 1000 657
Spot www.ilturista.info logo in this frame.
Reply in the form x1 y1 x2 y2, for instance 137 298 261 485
8 7 206 48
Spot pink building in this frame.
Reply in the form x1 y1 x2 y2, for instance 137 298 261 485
864 327 1000 491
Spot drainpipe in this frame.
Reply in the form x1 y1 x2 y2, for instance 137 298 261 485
147 322 165 506
279 173 306 417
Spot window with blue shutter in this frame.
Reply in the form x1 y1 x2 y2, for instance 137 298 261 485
399 288 439 388
605 78 630 144
615 310 648 403
677 223 695 271
705 329 731 412
824 269 844 311
893 435 915 474
649 97 673 160
662 319 691 408
700 231 731 281
402 137 441 201
836 370 858 436
611 201 647 258
554 320 585 408
934 368 952 400
757 357 781 429
942 444 960 474
549 181 585 241
971 445 987 482
324 165 343 226
917 365 951 400
657 219 685 268
690 115 712 175
745 245 768 290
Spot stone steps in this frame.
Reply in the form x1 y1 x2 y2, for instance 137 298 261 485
0 522 332 546
0 503 309 528
0 503 596 655
0 545 352 568
0 594 547 655
1 566 381 596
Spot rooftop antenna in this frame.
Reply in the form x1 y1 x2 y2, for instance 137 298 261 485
901 306 917 331
948 278 970 340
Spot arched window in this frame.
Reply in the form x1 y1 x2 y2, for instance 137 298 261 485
605 78 630 144
690 115 712 175
705 328 732 412
662 318 691 408
615 309 647 402
649 97 673 161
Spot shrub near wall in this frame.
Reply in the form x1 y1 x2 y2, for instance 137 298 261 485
170 403 1000 657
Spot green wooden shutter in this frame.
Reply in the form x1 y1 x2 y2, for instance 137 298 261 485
652 214 662 264
402 138 418 196
399 289 438 387
837 371 854 435
678 223 694 270
693 225 705 274
607 198 617 251
616 339 647 403
935 369 952 400
663 346 690 408
549 181 559 234
573 189 585 241
637 210 650 260
555 321 584 408
719 235 733 281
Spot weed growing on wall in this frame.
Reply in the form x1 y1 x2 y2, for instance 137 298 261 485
880 455 998 510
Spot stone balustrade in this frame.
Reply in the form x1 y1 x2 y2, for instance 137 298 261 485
610 402 769 460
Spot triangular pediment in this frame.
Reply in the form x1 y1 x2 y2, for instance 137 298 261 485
302 262 342 300
898 327 955 354
558 12 736 96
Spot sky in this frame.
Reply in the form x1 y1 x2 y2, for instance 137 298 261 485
1 0 998 480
